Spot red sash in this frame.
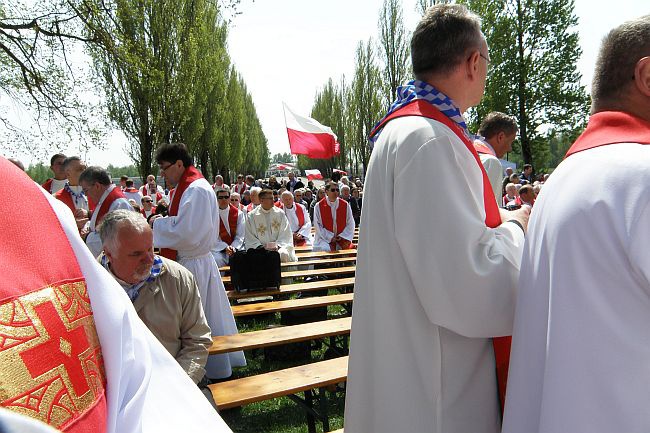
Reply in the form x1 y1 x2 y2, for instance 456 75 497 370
41 178 53 194
94 186 127 226
319 198 352 251
160 166 204 260
218 205 239 245
371 100 509 409
246 202 256 213
282 203 307 246
0 158 107 431
141 206 156 218
55 188 77 214
124 187 138 193
473 139 497 157
566 111 650 157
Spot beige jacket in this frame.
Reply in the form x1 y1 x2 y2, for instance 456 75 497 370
104 255 212 384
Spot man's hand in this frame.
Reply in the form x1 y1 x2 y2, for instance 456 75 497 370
149 214 162 227
75 217 89 230
499 206 531 234
293 233 303 241
225 246 235 256
73 208 88 219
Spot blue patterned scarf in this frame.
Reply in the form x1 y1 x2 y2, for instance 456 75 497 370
371 79 470 143
102 254 164 302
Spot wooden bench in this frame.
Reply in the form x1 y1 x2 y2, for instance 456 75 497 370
296 249 357 259
209 317 351 354
210 356 349 432
222 266 356 285
227 277 355 300
232 293 353 317
219 256 356 273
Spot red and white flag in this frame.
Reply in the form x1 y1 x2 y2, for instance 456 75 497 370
304 169 323 181
283 103 340 159
333 168 348 175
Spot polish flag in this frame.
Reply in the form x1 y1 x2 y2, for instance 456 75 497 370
333 168 348 175
305 169 323 181
283 103 340 159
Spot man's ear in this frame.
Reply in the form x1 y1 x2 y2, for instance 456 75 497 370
634 56 650 97
466 50 480 78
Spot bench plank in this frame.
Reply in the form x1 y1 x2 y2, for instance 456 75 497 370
296 249 357 259
209 317 351 354
222 266 356 285
227 277 355 300
210 356 349 410
232 293 353 317
219 256 356 273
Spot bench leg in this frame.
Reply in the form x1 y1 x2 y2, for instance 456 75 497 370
318 387 330 433
304 390 316 433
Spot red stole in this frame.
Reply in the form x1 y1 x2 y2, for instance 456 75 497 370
42 178 53 193
319 198 352 251
566 111 650 157
94 186 127 226
141 206 156 219
218 205 239 245
160 166 204 260
282 203 307 246
0 158 107 431
370 100 509 410
473 139 497 157
124 187 138 193
55 188 78 214
246 202 256 213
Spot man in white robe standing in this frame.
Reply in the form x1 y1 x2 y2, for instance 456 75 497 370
312 181 355 252
474 112 518 207
503 16 650 433
211 188 245 268
150 143 245 380
0 156 232 432
244 189 296 263
79 166 133 258
344 5 530 433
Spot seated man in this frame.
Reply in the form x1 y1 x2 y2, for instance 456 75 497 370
244 189 296 262
139 174 165 205
123 179 143 203
141 195 156 219
503 182 518 207
212 189 245 267
516 184 536 207
99 209 213 385
313 181 355 251
245 186 261 212
279 190 312 247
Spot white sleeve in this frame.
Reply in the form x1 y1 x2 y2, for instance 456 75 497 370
339 202 355 241
153 186 212 251
394 134 525 338
298 204 312 238
232 211 246 250
277 212 294 250
110 198 135 212
314 203 334 243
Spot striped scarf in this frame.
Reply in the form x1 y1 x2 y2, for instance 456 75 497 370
371 79 470 143
102 254 164 302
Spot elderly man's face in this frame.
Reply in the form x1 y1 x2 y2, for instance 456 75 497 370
105 226 155 285
65 159 86 185
341 187 351 199
281 193 294 208
294 191 303 202
147 175 156 185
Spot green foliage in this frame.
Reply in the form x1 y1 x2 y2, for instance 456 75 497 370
271 152 294 164
106 163 140 178
25 162 51 184
378 0 411 106
461 0 590 169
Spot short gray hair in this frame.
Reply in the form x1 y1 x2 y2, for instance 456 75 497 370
250 186 262 196
62 156 81 170
592 15 650 111
79 166 111 186
281 190 294 200
411 4 483 78
100 209 150 252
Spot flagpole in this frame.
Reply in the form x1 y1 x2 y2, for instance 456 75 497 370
282 102 293 154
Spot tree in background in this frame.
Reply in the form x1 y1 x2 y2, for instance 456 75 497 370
461 0 590 169
378 0 410 106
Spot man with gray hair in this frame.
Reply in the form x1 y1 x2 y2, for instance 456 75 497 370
503 15 650 433
99 209 212 386
345 4 529 432
79 166 133 257
475 112 519 206
245 186 262 212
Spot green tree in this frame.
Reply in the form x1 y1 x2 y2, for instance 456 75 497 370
25 162 51 184
461 0 590 169
378 0 410 106
271 152 294 164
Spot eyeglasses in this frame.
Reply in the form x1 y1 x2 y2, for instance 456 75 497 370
158 162 173 173
81 183 95 195
217 196 230 200
230 198 240 202
479 52 491 72
143 199 153 203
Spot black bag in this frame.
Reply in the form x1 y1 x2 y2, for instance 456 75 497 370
230 248 281 293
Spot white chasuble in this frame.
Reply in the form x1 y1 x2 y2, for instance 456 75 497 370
244 206 296 262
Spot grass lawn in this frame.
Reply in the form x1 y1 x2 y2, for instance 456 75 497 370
219 298 349 433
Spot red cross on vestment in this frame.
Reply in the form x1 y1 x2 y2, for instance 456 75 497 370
20 300 91 398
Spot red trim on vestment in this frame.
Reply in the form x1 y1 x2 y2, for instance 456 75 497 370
566 111 650 157
160 166 204 260
370 99 509 410
0 157 107 432
95 187 127 226
281 203 307 246
473 139 497 157
319 198 352 251
218 205 239 245
41 178 53 194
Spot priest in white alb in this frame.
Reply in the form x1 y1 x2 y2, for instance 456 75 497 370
79 166 133 258
312 181 355 252
279 190 312 247
150 143 245 380
344 5 530 433
244 189 296 262
503 16 650 433
211 188 245 267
